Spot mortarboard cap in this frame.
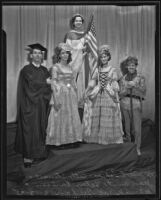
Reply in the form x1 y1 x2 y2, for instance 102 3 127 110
28 43 47 51
26 43 48 60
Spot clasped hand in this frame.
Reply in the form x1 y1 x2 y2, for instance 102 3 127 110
46 78 51 84
106 84 115 96
126 81 135 88
54 101 62 112
82 45 88 57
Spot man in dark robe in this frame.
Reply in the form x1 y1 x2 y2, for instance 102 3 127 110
15 43 52 168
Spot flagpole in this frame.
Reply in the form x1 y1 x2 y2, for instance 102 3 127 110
85 13 98 80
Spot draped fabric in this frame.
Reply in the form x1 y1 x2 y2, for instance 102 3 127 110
2 5 155 122
65 31 86 104
15 64 51 159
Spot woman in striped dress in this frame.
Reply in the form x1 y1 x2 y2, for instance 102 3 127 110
83 45 124 145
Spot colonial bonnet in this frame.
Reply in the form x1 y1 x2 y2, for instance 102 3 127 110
98 44 110 55
58 43 72 52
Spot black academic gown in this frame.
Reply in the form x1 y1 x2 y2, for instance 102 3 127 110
15 63 51 159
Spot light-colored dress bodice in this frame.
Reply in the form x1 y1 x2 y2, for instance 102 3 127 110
46 63 82 146
65 30 86 104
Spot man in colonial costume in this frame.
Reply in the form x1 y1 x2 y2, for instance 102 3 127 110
119 56 146 156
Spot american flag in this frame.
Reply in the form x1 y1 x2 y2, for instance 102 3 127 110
85 14 98 78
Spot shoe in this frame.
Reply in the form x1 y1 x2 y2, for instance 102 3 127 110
56 145 65 150
71 143 80 148
66 143 80 148
32 157 47 164
137 149 141 156
24 162 32 168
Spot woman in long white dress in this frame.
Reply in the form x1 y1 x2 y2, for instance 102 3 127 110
46 43 82 148
64 14 88 118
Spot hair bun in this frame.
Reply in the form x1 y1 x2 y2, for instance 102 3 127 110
98 44 110 54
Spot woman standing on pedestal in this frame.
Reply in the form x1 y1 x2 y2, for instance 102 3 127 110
64 14 89 120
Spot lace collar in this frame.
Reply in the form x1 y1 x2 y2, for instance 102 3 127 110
99 65 112 73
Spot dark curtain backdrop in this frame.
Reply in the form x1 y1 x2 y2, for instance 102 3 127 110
2 5 155 123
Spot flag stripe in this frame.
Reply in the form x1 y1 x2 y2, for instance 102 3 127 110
86 38 97 52
91 63 97 77
87 39 97 54
88 31 97 43
89 54 96 67
88 43 98 59
86 14 98 79
86 32 97 50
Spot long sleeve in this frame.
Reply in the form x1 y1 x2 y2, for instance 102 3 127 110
51 66 58 86
87 68 98 89
50 65 61 105
119 76 129 98
133 75 146 92
119 73 146 99
110 69 120 92
132 75 146 98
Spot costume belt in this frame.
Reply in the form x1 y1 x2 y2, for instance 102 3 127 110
125 94 144 100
